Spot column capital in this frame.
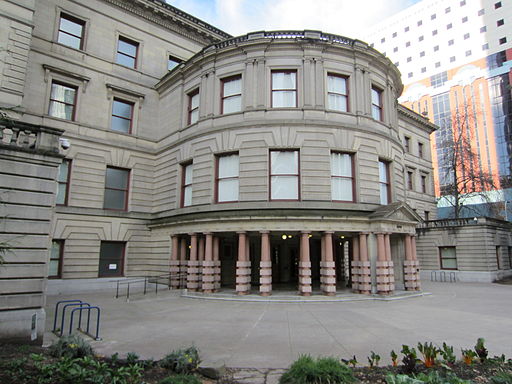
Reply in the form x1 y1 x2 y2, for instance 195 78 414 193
301 231 311 235
236 231 247 235
374 232 386 236
323 231 335 235
259 230 270 234
188 232 197 237
203 232 213 236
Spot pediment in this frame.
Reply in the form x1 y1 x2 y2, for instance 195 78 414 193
369 202 422 223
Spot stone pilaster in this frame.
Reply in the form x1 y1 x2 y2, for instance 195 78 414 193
351 236 360 292
202 233 215 293
213 236 221 291
358 233 371 294
404 235 421 291
197 236 205 291
320 231 336 296
170 235 181 289
179 238 188 288
236 232 251 294
376 233 394 294
259 231 272 296
187 233 199 291
298 232 312 296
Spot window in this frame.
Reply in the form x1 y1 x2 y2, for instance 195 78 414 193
181 162 193 207
99 241 125 277
188 89 199 124
435 62 441 68
406 170 413 190
431 14 436 20
381 37 385 43
417 20 422 26
404 26 409 32
379 160 390 204
104 167 129 210
216 153 239 203
421 67 426 73
270 150 299 200
392 32 397 38
393 47 398 52
49 240 64 278
327 74 348 112
440 247 457 269
331 152 354 202
480 26 487 33
462 16 468 23
499 37 507 45
395 62 400 67
460 0 466 6
478 9 485 16
49 81 77 120
448 39 454 46
447 23 452 30
445 7 451 13
464 33 470 40
431 72 448 88
432 30 438 36
433 45 439 52
116 36 138 69
421 175 427 193
271 70 297 108
508 247 512 269
221 75 242 114
168 55 181 71
424 211 430 221
496 246 502 269
57 13 85 50
418 142 424 158
497 19 504 27
495 2 502 9
407 57 412 62
404 136 410 152
406 41 411 47
465 50 472 57
482 43 489 51
371 87 383 121
408 72 413 78
111 98 133 133
450 56 456 62
418 35 424 42
56 159 71 206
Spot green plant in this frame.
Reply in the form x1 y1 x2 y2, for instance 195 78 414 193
126 352 139 364
161 346 201 374
367 351 381 368
385 374 424 384
279 355 356 384
417 342 439 368
401 345 419 374
159 374 202 384
461 349 477 365
491 368 512 384
439 343 456 366
474 338 488 362
49 334 93 358
391 350 399 367
415 371 470 384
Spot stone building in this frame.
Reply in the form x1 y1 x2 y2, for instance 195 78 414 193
0 0 451 343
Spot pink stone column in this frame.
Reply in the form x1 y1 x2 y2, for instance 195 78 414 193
351 236 360 292
259 231 272 296
376 233 393 295
385 233 395 292
358 233 371 294
320 231 336 296
187 233 199 291
179 238 188 288
197 236 205 291
202 233 215 293
236 232 251 294
213 236 221 291
404 234 420 291
298 231 312 296
170 235 181 289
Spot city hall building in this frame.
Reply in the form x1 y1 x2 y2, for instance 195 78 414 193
2 0 508 344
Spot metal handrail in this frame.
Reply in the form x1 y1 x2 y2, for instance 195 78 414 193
114 273 186 301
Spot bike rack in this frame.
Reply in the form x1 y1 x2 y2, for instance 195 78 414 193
53 299 102 340
70 306 101 340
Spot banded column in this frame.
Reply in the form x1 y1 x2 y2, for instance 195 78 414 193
358 233 371 294
298 232 312 296
213 236 221 291
187 233 199 291
170 235 181 289
236 232 251 294
179 238 188 288
404 234 420 291
320 231 336 295
385 233 395 292
202 233 215 293
351 236 360 292
259 231 272 296
376 233 394 294
197 236 205 291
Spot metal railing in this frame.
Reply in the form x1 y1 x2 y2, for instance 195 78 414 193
430 270 457 283
114 273 186 301
52 299 101 340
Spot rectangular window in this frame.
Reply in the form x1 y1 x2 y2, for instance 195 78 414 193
421 175 427 193
221 75 242 114
424 211 430 221
496 246 502 269
404 136 410 152
418 142 424 158
57 13 85 50
331 152 354 202
98 241 125 277
270 150 299 200
111 98 133 133
56 159 71 206
104 167 129 210
49 240 64 278
168 55 181 71
508 247 512 269
116 36 138 69
407 170 413 190
378 160 390 204
181 162 193 207
49 81 77 120
188 89 199 124
327 74 348 112
271 70 297 108
216 153 239 203
440 246 457 270
371 87 383 121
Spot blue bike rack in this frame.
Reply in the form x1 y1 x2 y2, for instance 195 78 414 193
53 299 102 340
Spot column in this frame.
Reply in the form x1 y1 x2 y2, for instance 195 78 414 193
359 233 371 294
320 231 336 296
404 234 420 291
236 232 251 295
213 236 221 291
259 231 272 296
376 233 393 295
385 233 395 293
179 238 188 288
202 233 215 293
298 231 312 296
197 236 205 291
170 235 181 289
351 235 360 292
187 233 199 291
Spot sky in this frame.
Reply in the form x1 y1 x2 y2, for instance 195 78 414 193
166 0 422 38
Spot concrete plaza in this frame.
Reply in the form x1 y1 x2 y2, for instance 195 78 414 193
44 281 512 369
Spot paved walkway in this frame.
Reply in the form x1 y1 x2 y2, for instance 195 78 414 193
44 281 512 369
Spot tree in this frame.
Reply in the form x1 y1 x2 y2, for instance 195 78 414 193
436 108 498 219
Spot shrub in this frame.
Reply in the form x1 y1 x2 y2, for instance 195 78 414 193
49 334 93 358
126 352 140 364
439 343 456 366
385 374 424 384
491 369 512 384
386 371 470 384
461 349 477 365
474 338 488 362
417 342 439 368
159 374 202 384
161 346 201 374
400 345 419 375
279 355 355 384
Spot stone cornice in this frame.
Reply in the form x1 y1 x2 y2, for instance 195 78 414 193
398 104 438 133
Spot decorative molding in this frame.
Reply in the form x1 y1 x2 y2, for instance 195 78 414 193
42 64 90 92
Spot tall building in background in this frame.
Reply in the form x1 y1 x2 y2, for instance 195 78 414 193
366 0 512 219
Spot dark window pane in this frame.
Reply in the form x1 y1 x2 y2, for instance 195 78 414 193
104 189 126 210
105 168 128 189
111 116 130 133
57 33 81 49
60 18 83 37
118 39 136 56
113 100 132 119
116 53 135 68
